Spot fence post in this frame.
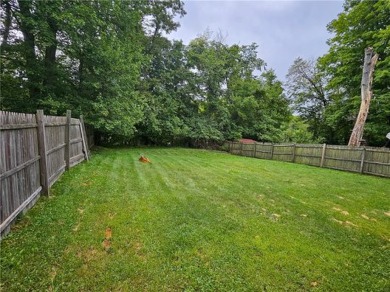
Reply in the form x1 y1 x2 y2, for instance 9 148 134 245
65 110 71 170
270 143 274 160
36 110 49 196
360 148 366 173
320 143 327 167
79 115 89 161
292 144 296 163
240 142 244 156
253 142 257 158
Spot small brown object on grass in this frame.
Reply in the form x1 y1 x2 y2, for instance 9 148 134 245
310 281 319 287
139 155 151 163
102 227 112 252
102 238 111 251
105 227 112 240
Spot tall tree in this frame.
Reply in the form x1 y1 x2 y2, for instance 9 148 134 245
348 47 379 146
319 0 390 146
286 57 328 141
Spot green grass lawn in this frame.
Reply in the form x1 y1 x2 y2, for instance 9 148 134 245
1 147 389 291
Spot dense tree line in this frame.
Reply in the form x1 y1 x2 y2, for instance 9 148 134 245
1 0 186 142
1 0 292 146
1 0 388 146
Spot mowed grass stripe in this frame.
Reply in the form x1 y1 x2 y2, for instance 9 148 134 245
0 147 389 291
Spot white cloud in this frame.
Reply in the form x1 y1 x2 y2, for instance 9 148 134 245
169 0 344 80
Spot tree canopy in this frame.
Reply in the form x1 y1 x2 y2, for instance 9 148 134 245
1 1 291 145
287 0 390 146
1 0 388 146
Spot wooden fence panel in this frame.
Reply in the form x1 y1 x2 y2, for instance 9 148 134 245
323 146 362 172
70 119 84 167
79 116 89 161
294 144 323 166
364 148 390 177
230 142 242 155
0 112 41 235
0 110 92 238
45 115 67 187
242 143 254 156
225 141 390 178
253 143 273 160
272 144 294 162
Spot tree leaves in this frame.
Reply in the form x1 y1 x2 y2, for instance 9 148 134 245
319 0 390 145
287 0 390 146
1 2 291 145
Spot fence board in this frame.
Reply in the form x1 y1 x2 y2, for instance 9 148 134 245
225 141 390 178
0 111 41 230
254 143 273 160
79 116 89 161
37 110 49 195
0 110 93 238
295 144 323 167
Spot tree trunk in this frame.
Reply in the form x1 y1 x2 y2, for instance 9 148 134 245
1 0 12 46
18 0 41 100
348 47 379 147
43 17 58 91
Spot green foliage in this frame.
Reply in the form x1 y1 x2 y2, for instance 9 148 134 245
2 0 388 146
286 0 390 146
229 71 290 142
286 58 328 141
279 116 319 143
1 148 389 290
0 0 184 139
318 0 390 145
136 31 290 145
1 2 290 145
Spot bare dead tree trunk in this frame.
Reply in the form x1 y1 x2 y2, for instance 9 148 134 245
348 47 379 147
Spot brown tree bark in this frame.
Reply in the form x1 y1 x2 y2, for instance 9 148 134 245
18 0 41 99
43 17 58 91
348 47 379 147
1 0 12 46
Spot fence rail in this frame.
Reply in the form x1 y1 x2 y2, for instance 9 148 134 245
226 141 390 178
0 110 91 238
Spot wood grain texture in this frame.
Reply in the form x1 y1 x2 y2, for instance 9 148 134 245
0 110 93 238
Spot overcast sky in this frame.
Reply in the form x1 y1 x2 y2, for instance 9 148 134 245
168 0 344 81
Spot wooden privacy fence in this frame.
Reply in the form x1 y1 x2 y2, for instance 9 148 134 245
0 110 90 238
226 141 390 178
